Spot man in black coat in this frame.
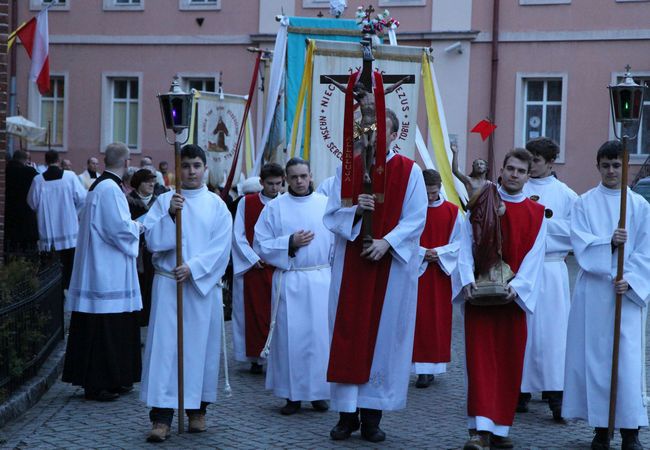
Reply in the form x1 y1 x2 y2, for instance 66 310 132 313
5 150 39 253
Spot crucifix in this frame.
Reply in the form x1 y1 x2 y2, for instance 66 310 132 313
319 11 415 251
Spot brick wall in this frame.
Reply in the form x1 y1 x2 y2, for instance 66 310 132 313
0 0 8 259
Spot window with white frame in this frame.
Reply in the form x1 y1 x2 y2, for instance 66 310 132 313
184 77 216 93
522 78 563 148
179 0 220 11
29 75 67 148
617 76 650 156
103 0 144 11
105 78 140 149
40 77 65 146
30 0 68 11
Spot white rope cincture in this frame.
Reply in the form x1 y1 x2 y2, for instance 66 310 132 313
221 297 232 397
259 264 330 359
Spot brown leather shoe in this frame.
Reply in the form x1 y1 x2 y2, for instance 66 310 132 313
147 423 171 443
463 430 489 449
188 413 207 433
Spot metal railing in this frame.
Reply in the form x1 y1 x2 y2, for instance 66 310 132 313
0 262 63 402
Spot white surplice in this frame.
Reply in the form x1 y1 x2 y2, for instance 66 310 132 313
562 184 650 429
316 176 336 197
454 188 547 437
324 153 427 412
28 170 86 251
412 197 463 376
521 176 578 393
66 172 142 314
253 191 332 401
232 192 273 363
140 186 232 409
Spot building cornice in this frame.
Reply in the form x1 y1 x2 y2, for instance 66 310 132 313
48 34 253 45
475 28 650 43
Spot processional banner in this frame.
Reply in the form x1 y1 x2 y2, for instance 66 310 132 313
304 40 423 187
194 92 254 189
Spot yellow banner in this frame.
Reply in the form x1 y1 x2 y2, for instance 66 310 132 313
289 40 316 159
421 52 462 209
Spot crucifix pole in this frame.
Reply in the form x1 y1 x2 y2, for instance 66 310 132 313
319 34 414 252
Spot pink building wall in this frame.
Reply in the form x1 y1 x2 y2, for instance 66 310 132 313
9 0 650 195
468 0 650 194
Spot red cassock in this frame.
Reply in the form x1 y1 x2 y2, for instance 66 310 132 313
242 193 274 357
327 154 414 384
412 201 459 364
464 198 543 425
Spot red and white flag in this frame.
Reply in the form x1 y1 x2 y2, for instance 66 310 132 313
15 10 50 95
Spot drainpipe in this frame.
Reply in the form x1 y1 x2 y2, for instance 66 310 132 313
8 0 18 155
487 0 500 181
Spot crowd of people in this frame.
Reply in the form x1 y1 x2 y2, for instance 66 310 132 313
5 106 650 449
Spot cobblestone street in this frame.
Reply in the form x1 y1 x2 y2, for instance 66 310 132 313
2 257 650 449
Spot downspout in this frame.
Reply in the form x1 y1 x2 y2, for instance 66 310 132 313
8 0 17 155
487 0 500 180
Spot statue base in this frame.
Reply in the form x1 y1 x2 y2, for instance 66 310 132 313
468 281 512 306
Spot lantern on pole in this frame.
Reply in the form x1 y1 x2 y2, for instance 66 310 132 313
156 75 194 434
605 66 646 442
609 65 646 140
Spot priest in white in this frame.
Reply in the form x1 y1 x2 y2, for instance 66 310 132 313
63 142 143 402
563 140 650 449
324 110 427 443
519 137 578 420
253 158 331 416
139 145 232 442
232 165 284 374
28 149 86 289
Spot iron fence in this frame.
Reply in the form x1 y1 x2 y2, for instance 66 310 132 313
0 263 63 402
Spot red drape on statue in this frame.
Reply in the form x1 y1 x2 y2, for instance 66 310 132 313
327 155 413 384
412 201 459 363
464 198 543 425
242 193 274 357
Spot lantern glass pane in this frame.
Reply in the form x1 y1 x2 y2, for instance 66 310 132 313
641 104 650 155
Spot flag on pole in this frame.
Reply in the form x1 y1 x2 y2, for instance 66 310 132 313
471 118 497 141
9 9 50 95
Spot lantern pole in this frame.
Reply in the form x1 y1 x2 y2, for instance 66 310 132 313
157 76 193 434
606 66 646 442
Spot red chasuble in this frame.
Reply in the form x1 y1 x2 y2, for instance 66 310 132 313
327 154 414 384
464 198 543 425
412 201 459 363
242 193 274 357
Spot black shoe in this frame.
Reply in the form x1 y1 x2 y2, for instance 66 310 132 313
490 434 514 449
415 374 434 388
109 385 134 394
360 408 385 442
250 362 263 374
591 428 610 450
280 399 301 415
361 424 386 443
84 389 119 401
330 413 360 440
516 393 531 413
546 391 563 421
621 429 643 450
311 400 329 412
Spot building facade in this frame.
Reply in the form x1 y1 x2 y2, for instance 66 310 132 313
9 0 650 194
